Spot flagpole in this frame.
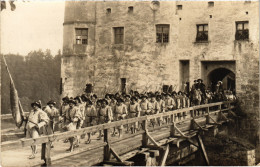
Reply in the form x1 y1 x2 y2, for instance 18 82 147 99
2 55 25 116
2 55 14 84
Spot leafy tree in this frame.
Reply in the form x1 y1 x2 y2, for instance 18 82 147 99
1 50 61 114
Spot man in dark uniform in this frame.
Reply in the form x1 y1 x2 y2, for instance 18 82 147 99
197 79 206 104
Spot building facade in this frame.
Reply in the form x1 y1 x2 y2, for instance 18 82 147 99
62 0 259 155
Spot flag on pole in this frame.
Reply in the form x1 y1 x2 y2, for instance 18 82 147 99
10 81 24 128
3 56 24 128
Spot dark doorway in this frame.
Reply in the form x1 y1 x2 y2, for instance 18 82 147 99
179 60 190 92
208 68 235 92
121 78 126 93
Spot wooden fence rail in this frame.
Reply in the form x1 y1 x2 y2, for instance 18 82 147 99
1 101 236 166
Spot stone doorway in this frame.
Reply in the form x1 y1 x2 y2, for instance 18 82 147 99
208 68 235 92
201 61 236 92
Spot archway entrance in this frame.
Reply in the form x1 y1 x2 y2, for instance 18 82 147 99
208 68 235 92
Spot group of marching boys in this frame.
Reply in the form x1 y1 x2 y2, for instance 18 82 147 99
25 80 237 158
25 90 192 158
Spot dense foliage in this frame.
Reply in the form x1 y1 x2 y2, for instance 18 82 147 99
1 49 61 114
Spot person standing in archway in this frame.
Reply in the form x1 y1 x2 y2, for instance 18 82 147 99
197 79 206 104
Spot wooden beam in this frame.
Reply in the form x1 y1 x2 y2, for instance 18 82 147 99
192 119 208 131
110 147 123 163
103 160 134 166
197 135 209 166
174 125 189 138
159 144 169 166
207 115 221 125
146 130 160 147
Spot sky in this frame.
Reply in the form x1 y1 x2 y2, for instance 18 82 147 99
1 1 65 56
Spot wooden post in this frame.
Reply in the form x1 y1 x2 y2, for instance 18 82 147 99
170 115 175 137
104 129 111 161
218 105 222 122
142 119 148 147
41 142 51 166
197 135 209 166
206 107 210 124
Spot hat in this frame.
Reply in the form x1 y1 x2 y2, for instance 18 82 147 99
81 94 88 102
131 96 138 101
178 91 183 95
31 101 41 108
62 96 69 102
102 99 109 105
68 99 77 105
105 94 110 98
74 96 82 103
156 95 162 99
150 93 156 98
141 94 148 98
47 100 56 105
85 98 93 105
92 94 97 99
125 94 131 98
198 79 203 82
116 98 124 103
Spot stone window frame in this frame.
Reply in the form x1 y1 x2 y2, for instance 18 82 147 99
156 24 170 43
196 24 208 42
75 28 88 45
113 27 124 44
235 21 249 41
208 1 214 7
177 5 182 10
128 6 134 13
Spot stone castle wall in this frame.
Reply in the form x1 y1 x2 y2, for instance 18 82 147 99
61 1 259 155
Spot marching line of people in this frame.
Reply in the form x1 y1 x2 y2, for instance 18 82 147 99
24 79 237 158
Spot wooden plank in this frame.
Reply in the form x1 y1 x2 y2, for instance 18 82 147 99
110 146 123 162
146 130 159 147
197 135 209 165
160 144 169 166
103 160 134 166
110 130 145 144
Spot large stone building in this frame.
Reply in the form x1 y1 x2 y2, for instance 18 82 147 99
61 0 259 159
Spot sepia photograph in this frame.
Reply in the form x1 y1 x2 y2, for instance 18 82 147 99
0 0 259 166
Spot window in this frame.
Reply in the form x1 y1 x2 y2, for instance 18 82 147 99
177 5 182 10
75 28 88 45
107 8 111 14
156 24 169 43
208 1 214 7
128 6 133 13
196 24 208 42
114 27 124 44
235 21 249 40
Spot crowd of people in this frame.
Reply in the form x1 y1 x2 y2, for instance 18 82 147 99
25 79 237 159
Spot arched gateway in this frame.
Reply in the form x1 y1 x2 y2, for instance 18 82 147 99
207 68 235 93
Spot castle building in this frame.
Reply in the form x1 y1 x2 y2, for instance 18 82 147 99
61 1 259 155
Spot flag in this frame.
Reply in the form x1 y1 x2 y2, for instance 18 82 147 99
10 81 24 128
